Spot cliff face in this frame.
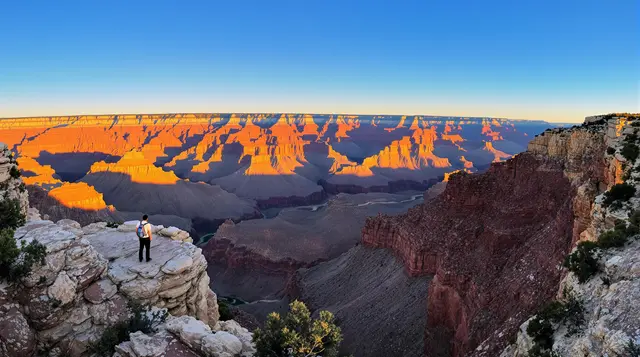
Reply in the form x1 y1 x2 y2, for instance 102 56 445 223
0 161 255 357
499 115 640 357
361 119 619 356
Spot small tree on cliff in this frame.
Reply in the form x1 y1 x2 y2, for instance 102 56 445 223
0 198 26 230
254 300 343 357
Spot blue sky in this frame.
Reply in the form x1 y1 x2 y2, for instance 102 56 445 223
0 0 637 122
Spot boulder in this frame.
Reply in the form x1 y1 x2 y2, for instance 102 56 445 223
201 331 243 357
0 307 36 357
48 271 77 306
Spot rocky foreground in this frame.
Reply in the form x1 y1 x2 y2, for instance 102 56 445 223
1 214 255 357
0 141 255 357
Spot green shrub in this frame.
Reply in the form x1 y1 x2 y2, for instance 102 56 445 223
106 221 121 228
603 183 636 207
0 228 47 283
527 316 555 351
632 121 640 128
527 345 562 357
625 133 639 143
9 166 21 179
526 289 585 356
626 223 639 237
621 143 640 162
598 229 628 248
218 300 234 321
607 147 616 155
560 288 586 337
0 198 26 230
87 302 168 357
254 300 343 357
563 241 600 283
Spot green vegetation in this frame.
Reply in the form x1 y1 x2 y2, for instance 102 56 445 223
526 289 585 357
563 241 600 283
0 198 26 230
87 302 168 357
0 228 47 283
218 299 234 321
621 143 640 162
105 221 121 228
9 165 21 179
254 300 343 357
626 133 639 144
607 147 616 155
603 183 636 207
564 211 640 283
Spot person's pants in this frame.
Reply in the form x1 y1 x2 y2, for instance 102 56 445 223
139 238 151 261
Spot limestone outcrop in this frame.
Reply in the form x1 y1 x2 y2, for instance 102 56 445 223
0 153 254 357
114 316 255 357
0 215 225 355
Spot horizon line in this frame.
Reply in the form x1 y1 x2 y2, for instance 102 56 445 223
0 111 588 124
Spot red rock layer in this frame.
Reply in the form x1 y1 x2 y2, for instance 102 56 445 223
203 237 312 275
361 132 607 357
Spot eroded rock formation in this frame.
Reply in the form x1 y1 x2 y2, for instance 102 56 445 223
0 150 255 357
361 118 624 356
1 114 551 213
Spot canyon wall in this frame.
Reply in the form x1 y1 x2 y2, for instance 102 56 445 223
361 118 621 356
1 114 551 217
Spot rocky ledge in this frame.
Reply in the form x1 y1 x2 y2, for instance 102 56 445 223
0 212 255 357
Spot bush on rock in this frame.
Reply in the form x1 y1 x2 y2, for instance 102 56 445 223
0 198 26 230
0 228 47 283
254 300 343 357
88 302 169 357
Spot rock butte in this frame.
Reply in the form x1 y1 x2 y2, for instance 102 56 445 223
48 182 110 211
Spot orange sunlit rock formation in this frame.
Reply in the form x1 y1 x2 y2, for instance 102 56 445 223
48 182 110 210
1 113 551 204
341 127 451 175
484 142 512 162
89 151 180 184
17 156 61 185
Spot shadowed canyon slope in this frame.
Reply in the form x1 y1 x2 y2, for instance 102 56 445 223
353 118 624 357
1 113 551 219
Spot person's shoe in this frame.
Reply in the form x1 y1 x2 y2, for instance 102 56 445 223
139 259 143 263
146 258 152 262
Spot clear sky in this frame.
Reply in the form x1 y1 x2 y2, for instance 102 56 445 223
0 0 637 122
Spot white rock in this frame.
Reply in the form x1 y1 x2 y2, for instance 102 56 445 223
201 331 243 357
47 271 77 306
129 331 169 357
165 315 212 351
162 254 193 275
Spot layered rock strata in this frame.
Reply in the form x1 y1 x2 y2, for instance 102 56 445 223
498 116 640 357
361 118 621 356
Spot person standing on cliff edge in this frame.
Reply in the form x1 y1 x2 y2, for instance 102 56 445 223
136 214 152 262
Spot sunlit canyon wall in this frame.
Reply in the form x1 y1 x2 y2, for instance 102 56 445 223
0 113 553 230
